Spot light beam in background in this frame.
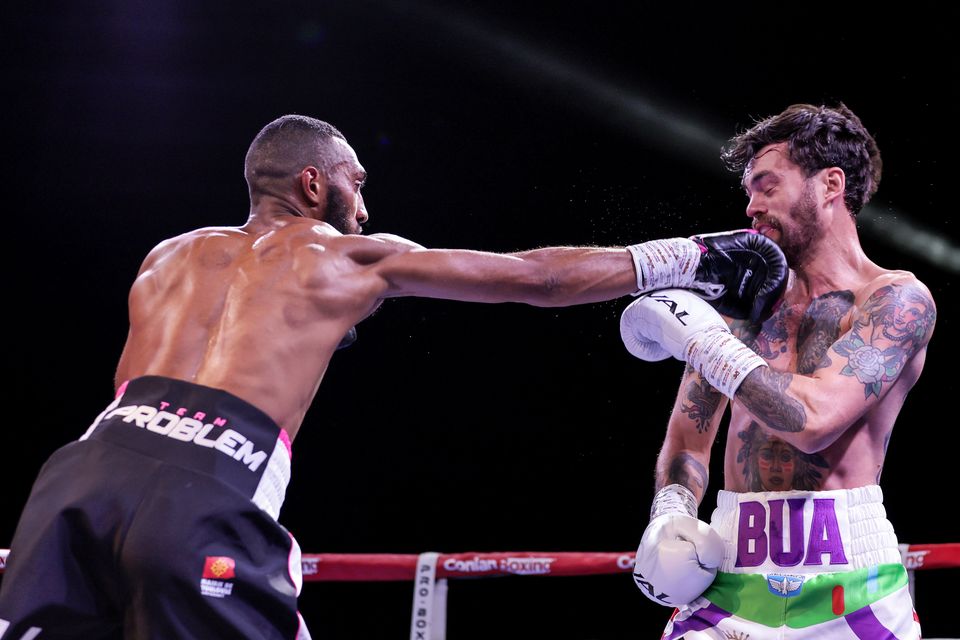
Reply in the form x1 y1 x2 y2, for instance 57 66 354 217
383 1 958 274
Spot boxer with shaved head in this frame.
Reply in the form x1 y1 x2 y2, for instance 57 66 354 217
0 114 786 639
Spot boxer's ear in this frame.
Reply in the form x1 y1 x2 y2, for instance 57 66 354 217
821 167 846 208
299 166 326 206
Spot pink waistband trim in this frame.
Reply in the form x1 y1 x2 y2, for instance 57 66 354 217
279 429 293 459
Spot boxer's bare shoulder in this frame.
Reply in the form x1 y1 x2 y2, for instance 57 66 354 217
263 224 425 310
135 226 250 277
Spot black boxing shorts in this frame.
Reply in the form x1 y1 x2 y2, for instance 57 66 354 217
0 376 310 640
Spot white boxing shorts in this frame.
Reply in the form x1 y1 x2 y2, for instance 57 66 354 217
661 486 920 640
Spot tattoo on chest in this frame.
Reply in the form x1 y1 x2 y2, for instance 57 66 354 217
734 290 855 371
731 306 790 359
832 284 936 398
680 374 723 434
797 291 855 374
737 422 829 491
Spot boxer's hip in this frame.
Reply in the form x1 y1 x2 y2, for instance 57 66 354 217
661 486 918 638
710 485 902 574
82 375 292 520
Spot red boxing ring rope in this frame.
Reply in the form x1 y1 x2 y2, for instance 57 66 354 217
296 545 960 581
300 551 635 581
1 543 956 581
3 544 957 640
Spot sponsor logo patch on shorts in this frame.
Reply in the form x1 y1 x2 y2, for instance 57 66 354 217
201 556 236 598
767 573 805 597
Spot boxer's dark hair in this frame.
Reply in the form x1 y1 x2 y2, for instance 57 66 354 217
245 115 346 198
721 103 882 215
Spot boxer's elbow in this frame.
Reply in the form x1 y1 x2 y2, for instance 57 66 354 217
524 261 617 307
532 272 570 306
790 429 832 455
789 399 850 454
509 259 569 306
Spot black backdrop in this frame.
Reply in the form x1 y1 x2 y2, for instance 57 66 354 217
8 2 956 638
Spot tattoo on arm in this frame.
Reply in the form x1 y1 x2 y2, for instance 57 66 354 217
737 367 806 432
832 284 936 399
660 453 709 494
680 376 723 434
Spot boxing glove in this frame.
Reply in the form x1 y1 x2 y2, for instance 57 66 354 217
633 484 725 607
627 229 787 324
620 289 767 399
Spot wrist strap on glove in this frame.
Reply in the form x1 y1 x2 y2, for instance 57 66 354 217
626 238 701 294
685 325 768 399
651 483 699 520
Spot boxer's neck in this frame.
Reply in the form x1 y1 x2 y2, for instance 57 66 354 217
789 232 877 300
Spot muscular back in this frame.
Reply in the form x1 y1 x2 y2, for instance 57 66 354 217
116 219 390 440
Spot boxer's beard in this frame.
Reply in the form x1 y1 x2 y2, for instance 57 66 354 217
325 187 357 235
778 180 819 266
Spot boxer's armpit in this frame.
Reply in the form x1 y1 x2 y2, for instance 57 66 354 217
737 368 806 433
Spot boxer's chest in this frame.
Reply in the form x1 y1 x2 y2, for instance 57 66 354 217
724 290 859 493
746 290 857 376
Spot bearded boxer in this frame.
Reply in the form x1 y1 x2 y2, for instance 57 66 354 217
0 114 785 639
621 104 936 639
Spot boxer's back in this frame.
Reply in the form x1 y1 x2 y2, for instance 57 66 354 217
116 219 377 439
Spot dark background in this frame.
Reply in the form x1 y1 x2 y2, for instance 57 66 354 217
8 2 957 638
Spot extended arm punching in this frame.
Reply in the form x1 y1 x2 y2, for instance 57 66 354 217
365 228 788 316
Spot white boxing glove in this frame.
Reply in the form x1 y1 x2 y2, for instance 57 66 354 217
619 289 767 399
633 484 725 607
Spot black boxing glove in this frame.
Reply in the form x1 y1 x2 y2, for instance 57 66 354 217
626 230 787 324
689 230 787 323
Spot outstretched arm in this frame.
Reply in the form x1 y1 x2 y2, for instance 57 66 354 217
735 276 936 453
336 228 787 314
373 245 638 306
